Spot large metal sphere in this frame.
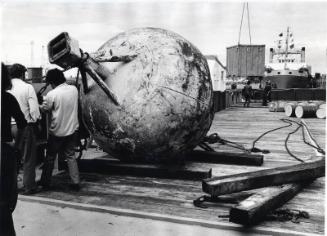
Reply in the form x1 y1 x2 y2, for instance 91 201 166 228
81 27 214 162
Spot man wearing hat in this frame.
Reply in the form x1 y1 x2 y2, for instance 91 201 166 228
9 63 41 194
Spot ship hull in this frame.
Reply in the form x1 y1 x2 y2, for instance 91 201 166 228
263 75 310 89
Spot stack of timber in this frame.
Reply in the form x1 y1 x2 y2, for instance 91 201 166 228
202 158 324 196
202 157 325 226
200 107 326 226
77 150 264 181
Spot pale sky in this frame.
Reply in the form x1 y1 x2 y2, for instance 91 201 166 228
1 0 327 74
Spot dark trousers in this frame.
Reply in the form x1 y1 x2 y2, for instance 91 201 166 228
262 92 271 106
262 94 268 106
0 143 18 236
243 95 251 107
20 124 37 191
40 132 80 186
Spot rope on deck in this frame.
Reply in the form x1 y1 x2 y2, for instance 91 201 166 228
200 118 325 163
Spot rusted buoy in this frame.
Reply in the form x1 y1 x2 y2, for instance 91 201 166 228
80 28 214 161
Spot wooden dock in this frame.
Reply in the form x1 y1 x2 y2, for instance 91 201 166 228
20 105 325 235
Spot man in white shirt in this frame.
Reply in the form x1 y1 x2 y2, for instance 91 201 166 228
39 68 80 190
9 63 41 194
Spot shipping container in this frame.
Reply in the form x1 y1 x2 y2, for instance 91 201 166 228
226 44 265 78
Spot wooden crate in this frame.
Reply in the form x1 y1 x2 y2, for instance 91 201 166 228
226 44 265 78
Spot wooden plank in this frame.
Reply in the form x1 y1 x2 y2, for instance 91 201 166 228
32 170 324 234
202 158 324 196
229 182 310 225
28 168 325 234
79 158 212 180
187 150 263 166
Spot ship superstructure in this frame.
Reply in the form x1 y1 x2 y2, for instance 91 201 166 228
264 27 311 88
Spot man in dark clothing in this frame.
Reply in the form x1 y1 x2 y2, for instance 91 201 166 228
262 81 272 106
242 80 252 107
1 63 27 236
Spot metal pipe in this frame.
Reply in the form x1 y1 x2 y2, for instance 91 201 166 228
83 64 120 106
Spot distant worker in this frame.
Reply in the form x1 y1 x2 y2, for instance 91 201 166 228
1 63 27 236
39 69 81 191
242 80 253 107
262 80 272 106
231 82 237 103
8 63 41 195
309 74 318 88
272 82 277 89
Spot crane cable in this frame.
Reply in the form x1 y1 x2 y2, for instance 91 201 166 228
237 2 252 81
238 2 252 45
238 3 246 45
247 3 252 45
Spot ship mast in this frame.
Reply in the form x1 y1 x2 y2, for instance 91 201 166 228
30 40 35 67
284 27 290 69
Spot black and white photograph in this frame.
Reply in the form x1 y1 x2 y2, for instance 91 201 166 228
0 0 326 235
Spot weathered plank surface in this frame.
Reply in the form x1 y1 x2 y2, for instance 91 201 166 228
30 172 325 234
187 150 263 166
229 182 309 225
21 106 325 235
202 158 324 196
